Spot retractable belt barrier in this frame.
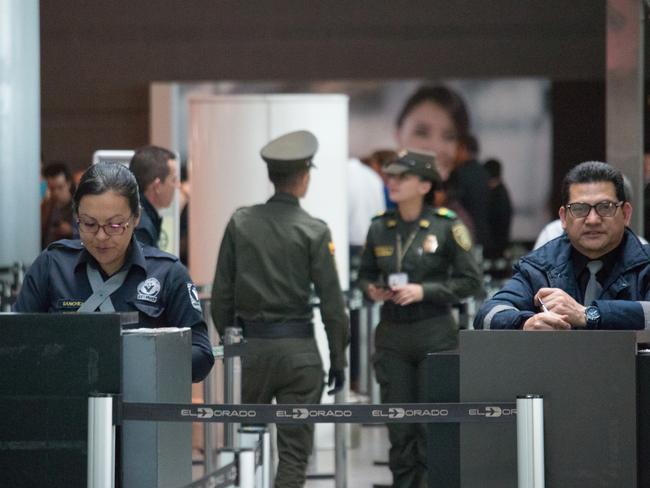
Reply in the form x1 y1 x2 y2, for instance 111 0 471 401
89 395 544 488
120 401 516 424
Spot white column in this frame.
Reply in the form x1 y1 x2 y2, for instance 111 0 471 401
0 0 40 264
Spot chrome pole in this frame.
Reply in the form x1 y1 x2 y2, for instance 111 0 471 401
224 327 243 448
334 388 348 488
87 395 115 488
200 294 219 473
517 394 545 488
238 449 256 488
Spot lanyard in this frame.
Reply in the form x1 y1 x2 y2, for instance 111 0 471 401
77 263 129 313
396 229 419 272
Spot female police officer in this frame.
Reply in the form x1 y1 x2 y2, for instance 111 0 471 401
15 162 214 382
358 150 481 488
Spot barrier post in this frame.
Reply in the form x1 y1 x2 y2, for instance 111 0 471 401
238 449 256 488
224 327 243 448
261 429 272 488
517 394 545 488
200 294 219 474
368 303 381 404
87 395 115 488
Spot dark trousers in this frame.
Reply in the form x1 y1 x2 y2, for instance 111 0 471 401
242 338 324 488
374 315 457 488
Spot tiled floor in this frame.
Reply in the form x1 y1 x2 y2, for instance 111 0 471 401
305 425 391 488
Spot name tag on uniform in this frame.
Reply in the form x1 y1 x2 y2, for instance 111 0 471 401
57 299 84 311
388 272 409 288
374 245 394 257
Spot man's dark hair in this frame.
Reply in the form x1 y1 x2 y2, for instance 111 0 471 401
129 145 175 192
483 158 502 179
42 161 72 181
268 168 309 193
560 161 625 206
74 162 140 217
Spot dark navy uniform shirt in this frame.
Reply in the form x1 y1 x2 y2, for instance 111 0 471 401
134 194 162 247
14 238 214 382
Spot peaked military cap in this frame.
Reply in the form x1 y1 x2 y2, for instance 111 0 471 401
383 149 439 182
261 130 318 174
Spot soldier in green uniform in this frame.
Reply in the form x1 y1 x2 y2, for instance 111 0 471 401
211 130 349 488
358 150 482 488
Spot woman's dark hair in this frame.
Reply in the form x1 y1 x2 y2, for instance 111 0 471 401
396 85 471 144
560 161 625 206
73 163 141 216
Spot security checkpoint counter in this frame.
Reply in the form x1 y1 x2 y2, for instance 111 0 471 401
0 312 194 488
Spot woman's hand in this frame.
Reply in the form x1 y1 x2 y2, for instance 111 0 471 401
391 284 424 306
367 283 395 302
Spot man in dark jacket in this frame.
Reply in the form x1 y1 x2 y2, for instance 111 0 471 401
475 161 650 331
129 145 179 247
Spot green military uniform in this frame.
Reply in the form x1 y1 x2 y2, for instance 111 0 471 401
358 151 482 488
211 130 349 488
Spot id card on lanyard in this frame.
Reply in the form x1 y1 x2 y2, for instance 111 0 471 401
388 230 418 287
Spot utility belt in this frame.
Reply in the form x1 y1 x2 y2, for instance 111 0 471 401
238 318 313 339
380 302 451 323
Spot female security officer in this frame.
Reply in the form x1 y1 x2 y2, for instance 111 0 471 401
15 162 214 382
358 150 481 487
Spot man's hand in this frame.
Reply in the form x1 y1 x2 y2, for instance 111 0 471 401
535 287 586 327
327 368 345 395
367 283 394 302
390 284 424 306
522 311 571 331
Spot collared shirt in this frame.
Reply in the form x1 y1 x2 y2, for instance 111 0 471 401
14 238 214 382
571 236 625 302
135 194 162 247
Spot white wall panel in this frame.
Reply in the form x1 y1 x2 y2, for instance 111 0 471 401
188 94 349 289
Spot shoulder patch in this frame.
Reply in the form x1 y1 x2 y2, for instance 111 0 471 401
452 223 472 251
187 283 202 312
434 207 457 220
372 210 396 221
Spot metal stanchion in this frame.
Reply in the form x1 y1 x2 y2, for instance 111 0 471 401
334 389 348 488
517 394 545 488
357 300 369 396
224 327 243 448
87 395 115 488
261 430 272 488
238 449 256 488
368 303 381 404
200 294 219 474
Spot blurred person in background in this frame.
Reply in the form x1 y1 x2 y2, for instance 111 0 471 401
365 149 398 209
41 161 75 248
129 145 179 248
447 134 491 248
483 157 513 259
348 156 385 391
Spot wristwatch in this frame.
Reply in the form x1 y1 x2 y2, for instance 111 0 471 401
584 306 601 329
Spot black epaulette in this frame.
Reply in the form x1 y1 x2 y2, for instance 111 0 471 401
47 239 83 251
141 244 179 262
